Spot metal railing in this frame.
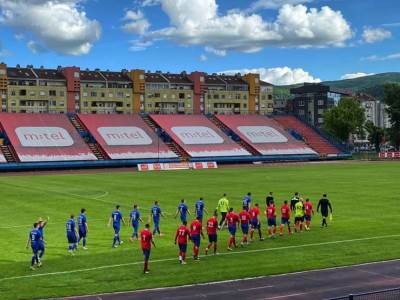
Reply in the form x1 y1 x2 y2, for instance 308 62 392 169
328 287 400 300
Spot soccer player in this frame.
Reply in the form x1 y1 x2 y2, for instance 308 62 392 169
205 210 219 255
290 192 300 211
190 217 204 260
294 199 305 232
266 202 277 238
129 204 143 241
37 217 48 262
175 221 191 264
250 203 263 241
217 193 229 226
175 199 190 223
26 223 42 270
239 206 251 246
280 200 292 236
195 197 208 223
266 192 274 206
242 192 252 211
108 205 126 248
151 201 165 236
66 214 78 255
140 223 156 274
78 208 88 250
304 198 314 230
317 194 333 228
221 207 239 251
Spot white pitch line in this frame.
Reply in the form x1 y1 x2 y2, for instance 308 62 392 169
1 234 400 282
260 292 307 300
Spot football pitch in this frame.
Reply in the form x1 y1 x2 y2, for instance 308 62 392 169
0 161 399 300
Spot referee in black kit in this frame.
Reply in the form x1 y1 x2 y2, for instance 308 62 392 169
317 194 333 227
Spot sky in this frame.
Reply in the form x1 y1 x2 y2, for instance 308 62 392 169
0 0 399 85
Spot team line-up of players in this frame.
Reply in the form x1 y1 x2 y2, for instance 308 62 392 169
26 192 333 273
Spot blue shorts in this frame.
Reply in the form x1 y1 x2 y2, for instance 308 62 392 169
142 249 151 260
132 222 139 231
197 215 203 223
153 218 160 227
192 235 201 247
241 224 249 234
228 225 236 236
31 243 39 254
267 218 276 227
37 241 45 251
250 219 260 229
281 217 290 225
180 215 187 223
305 215 312 221
67 233 77 244
113 225 120 234
79 228 87 238
178 243 187 253
208 234 217 243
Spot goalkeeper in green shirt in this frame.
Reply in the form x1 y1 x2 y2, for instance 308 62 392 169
294 199 305 232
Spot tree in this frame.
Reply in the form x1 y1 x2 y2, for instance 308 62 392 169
364 120 384 152
323 97 366 143
384 84 400 150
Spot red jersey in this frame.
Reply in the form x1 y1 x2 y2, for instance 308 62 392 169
175 225 190 244
249 207 260 220
266 205 276 219
207 217 218 235
280 204 291 219
226 212 239 226
239 210 251 224
304 202 313 216
140 229 153 250
190 219 202 235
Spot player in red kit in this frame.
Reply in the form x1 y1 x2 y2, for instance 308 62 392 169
175 221 191 264
190 217 204 260
304 198 314 230
140 223 156 274
239 207 251 246
221 207 239 251
266 201 277 239
280 200 292 236
205 210 219 255
250 203 263 241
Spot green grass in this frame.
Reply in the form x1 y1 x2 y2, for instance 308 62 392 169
1 161 400 300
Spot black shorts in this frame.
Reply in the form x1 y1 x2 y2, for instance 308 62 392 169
321 211 329 218
295 217 304 223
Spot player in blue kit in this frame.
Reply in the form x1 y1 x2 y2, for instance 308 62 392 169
151 201 165 236
78 208 88 250
195 197 208 223
242 192 252 211
66 214 78 255
129 204 143 241
108 205 126 248
175 199 190 223
26 223 42 270
37 217 48 263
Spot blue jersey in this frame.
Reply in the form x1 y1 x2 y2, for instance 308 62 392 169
151 206 161 220
130 209 141 225
29 228 41 246
111 211 123 226
243 195 251 209
78 213 87 230
66 219 76 235
38 226 44 238
178 203 188 218
195 200 204 217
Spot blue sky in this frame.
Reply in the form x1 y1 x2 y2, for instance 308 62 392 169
0 0 399 85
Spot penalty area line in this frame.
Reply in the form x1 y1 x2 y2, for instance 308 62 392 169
1 234 400 282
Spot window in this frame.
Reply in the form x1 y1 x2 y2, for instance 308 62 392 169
318 100 324 106
139 74 145 80
83 92 88 97
318 109 324 115
268 95 272 100
0 69 5 75
90 92 97 97
60 101 65 106
49 90 56 96
60 91 65 97
154 93 160 98
213 94 219 99
318 117 324 123
29 91 35 96
117 92 124 98
11 90 16 96
298 100 305 106
74 72 80 78
179 93 185 99
178 102 185 108
109 93 113 98
101 93 105 98
51 101 56 106
298 109 305 116
19 90 27 96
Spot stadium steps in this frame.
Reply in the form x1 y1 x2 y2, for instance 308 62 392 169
208 115 262 156
0 145 19 162
273 115 341 156
69 115 86 134
87 143 107 160
142 114 190 161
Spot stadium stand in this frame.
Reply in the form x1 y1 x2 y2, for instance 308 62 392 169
215 114 318 157
150 114 251 158
273 115 341 155
77 114 178 160
0 113 98 162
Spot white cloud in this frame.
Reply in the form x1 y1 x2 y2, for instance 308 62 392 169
221 67 321 86
249 0 313 11
139 1 352 53
362 27 391 43
340 72 375 80
205 46 226 57
122 10 150 35
0 0 101 55
129 39 153 51
200 54 208 61
139 0 161 7
27 40 47 54
362 53 400 61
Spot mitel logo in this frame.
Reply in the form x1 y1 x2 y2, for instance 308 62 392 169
171 126 224 145
98 127 152 146
15 127 74 147
237 126 288 143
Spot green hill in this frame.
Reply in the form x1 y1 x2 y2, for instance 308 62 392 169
274 72 400 101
